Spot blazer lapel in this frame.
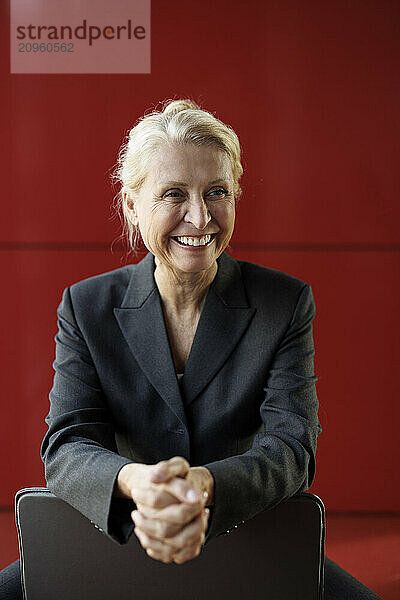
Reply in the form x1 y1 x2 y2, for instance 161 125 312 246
181 252 256 405
113 251 256 419
113 253 188 429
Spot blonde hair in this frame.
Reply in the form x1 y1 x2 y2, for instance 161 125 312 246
111 98 244 252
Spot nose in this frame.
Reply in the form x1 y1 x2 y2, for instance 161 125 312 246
184 195 211 230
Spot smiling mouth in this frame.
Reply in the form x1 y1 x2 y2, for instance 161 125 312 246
171 233 217 247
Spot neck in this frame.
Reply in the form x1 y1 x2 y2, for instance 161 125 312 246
154 259 218 312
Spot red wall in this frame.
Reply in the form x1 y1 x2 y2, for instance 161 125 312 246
1 0 399 511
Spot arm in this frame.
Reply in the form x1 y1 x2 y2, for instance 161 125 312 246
41 286 213 552
40 286 136 544
203 283 322 541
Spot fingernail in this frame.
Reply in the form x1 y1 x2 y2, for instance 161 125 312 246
205 508 210 516
186 489 200 502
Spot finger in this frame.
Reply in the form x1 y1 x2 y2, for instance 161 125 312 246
162 512 205 551
158 477 204 505
134 527 175 564
150 456 190 483
132 509 205 547
173 541 202 565
134 513 205 563
137 499 203 526
131 510 182 540
133 477 204 507
203 507 210 533
132 483 205 516
131 485 180 509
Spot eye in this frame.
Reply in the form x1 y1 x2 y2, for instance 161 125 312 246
207 187 228 197
164 189 183 198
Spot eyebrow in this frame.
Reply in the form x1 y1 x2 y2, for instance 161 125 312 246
160 178 229 187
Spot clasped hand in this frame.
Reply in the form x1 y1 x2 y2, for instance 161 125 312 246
124 457 211 565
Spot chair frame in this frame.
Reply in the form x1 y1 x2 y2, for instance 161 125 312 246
16 487 325 600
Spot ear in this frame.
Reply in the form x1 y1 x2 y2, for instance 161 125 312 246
123 191 139 227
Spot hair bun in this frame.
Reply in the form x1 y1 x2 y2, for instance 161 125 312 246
162 99 200 116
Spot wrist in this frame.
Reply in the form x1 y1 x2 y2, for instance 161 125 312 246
114 463 143 499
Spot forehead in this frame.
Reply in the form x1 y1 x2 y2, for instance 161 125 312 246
146 144 233 186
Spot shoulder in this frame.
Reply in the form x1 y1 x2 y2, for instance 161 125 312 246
68 264 134 308
231 258 317 337
228 256 316 323
57 261 148 333
235 257 310 297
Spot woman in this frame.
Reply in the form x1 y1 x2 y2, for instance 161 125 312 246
0 99 381 598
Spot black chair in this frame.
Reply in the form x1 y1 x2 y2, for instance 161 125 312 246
15 487 325 600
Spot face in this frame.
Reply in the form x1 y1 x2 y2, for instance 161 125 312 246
126 144 236 274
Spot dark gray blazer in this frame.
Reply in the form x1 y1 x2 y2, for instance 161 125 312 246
41 251 322 545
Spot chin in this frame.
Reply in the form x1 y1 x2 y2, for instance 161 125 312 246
177 262 215 274
172 255 216 274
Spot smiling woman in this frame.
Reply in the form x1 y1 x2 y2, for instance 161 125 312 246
0 98 382 598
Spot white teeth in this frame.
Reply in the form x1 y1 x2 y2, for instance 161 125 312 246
176 234 212 246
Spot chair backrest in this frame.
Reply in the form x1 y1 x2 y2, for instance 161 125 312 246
16 487 325 600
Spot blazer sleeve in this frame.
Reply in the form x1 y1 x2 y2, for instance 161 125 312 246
40 286 135 544
203 283 322 541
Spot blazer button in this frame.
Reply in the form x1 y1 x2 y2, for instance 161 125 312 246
175 429 185 435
